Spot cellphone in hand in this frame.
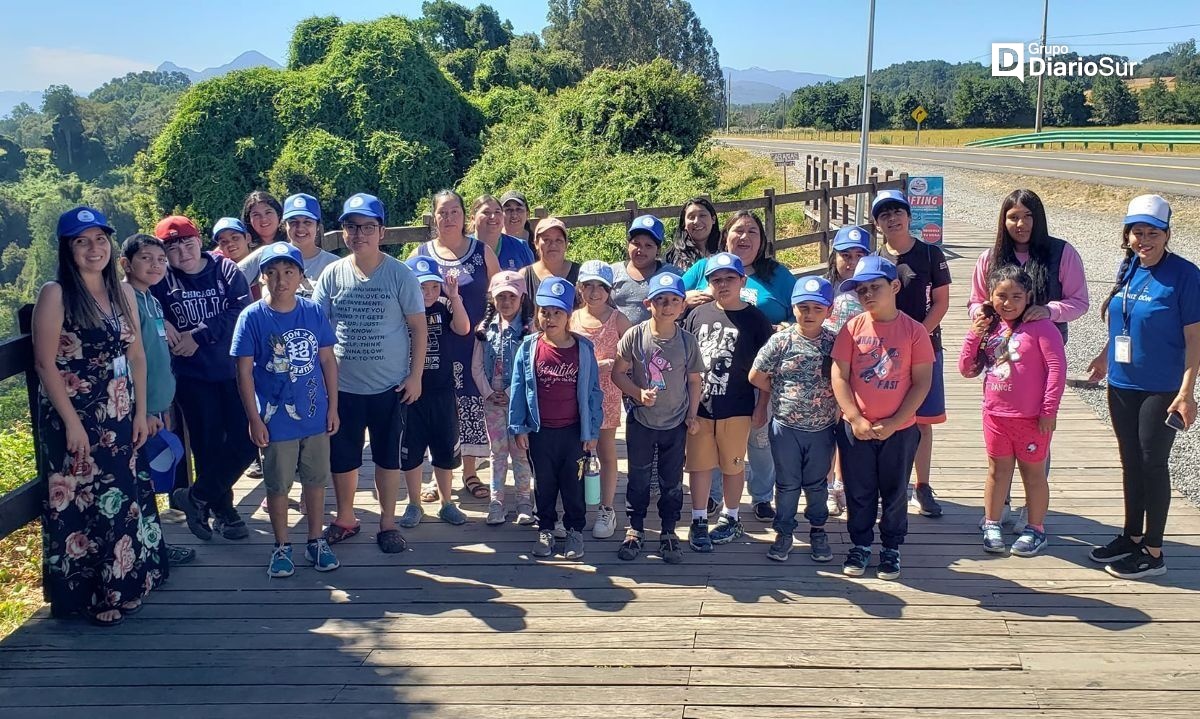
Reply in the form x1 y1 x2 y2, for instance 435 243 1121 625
1166 411 1188 432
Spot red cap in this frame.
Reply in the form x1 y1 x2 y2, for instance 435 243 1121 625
154 215 200 242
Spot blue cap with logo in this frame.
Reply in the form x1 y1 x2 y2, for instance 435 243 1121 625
144 429 184 494
1125 194 1170 230
838 254 898 294
791 276 834 307
647 272 685 300
405 257 443 284
535 276 575 312
258 241 305 271
628 214 665 245
832 225 871 253
282 193 321 222
339 192 385 223
57 206 114 238
212 217 248 239
704 252 746 278
578 259 614 288
870 189 911 219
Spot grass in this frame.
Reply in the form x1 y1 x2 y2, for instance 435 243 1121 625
0 422 42 639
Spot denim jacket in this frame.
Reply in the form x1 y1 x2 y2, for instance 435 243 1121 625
478 317 527 391
507 332 604 440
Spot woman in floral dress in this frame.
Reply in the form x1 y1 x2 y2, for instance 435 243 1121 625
33 206 166 626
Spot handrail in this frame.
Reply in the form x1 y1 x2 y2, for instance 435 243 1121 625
0 305 43 542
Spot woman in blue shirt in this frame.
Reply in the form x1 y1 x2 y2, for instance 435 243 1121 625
1087 195 1200 580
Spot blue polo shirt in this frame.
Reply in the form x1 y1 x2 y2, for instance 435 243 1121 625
1106 253 1200 393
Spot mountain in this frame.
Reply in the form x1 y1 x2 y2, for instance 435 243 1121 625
157 51 281 83
724 66 839 105
0 91 45 119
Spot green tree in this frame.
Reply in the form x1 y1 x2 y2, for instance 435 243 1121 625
1089 76 1139 125
474 48 512 91
440 48 480 90
0 135 25 181
950 77 1034 127
41 85 103 176
1137 76 1183 123
1037 77 1090 126
289 16 344 69
467 4 513 50
507 48 583 93
417 0 474 52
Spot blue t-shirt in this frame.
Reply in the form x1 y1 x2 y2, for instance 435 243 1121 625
682 261 798 324
473 233 534 271
231 298 337 442
1106 253 1200 393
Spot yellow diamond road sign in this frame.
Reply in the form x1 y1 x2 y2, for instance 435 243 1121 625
911 105 928 124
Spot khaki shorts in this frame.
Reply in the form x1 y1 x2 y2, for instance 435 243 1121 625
262 434 332 496
685 416 751 475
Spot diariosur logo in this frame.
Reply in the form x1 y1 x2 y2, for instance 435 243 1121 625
991 42 1137 81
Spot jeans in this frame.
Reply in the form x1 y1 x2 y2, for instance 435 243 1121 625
770 421 835 536
836 421 920 550
174 377 257 513
528 424 586 532
709 420 774 506
625 416 686 534
1109 386 1178 548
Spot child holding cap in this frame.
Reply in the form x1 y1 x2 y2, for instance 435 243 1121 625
749 276 839 563
832 255 934 580
609 214 682 324
231 243 341 577
509 277 604 560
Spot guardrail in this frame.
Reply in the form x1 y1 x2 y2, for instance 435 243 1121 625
966 129 1200 150
0 307 43 542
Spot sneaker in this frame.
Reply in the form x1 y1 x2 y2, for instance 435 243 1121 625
826 486 844 517
246 457 264 479
212 508 249 540
753 501 776 521
553 520 568 539
564 529 586 559
709 514 744 545
1105 546 1166 580
982 522 1006 553
706 497 720 517
910 484 943 518
486 501 507 526
809 528 832 563
166 544 196 565
1010 527 1048 557
304 538 340 572
592 506 617 539
267 544 294 578
617 529 644 561
877 548 901 580
532 530 555 558
842 545 870 576
171 488 212 541
767 532 793 562
688 518 713 553
399 503 423 529
159 508 186 524
515 503 536 525
438 503 469 526
659 534 684 564
1089 535 1141 563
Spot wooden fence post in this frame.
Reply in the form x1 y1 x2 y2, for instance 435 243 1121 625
17 306 41 481
763 188 776 246
818 180 831 263
829 163 840 223
841 161 851 223
625 199 640 228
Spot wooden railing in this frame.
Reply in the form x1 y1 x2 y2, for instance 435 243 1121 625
0 306 43 542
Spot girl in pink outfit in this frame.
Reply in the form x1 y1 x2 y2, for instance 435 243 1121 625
960 265 1065 558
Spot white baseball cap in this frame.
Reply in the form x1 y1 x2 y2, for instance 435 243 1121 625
1125 194 1170 230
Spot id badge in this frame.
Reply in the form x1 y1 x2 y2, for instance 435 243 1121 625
113 354 129 378
154 317 167 337
1114 335 1132 364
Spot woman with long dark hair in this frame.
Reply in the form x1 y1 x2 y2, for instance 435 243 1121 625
241 190 285 247
665 197 721 272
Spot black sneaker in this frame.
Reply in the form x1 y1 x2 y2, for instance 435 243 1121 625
709 514 744 545
659 535 684 564
766 532 793 562
877 548 901 580
753 501 776 521
688 518 713 553
617 529 644 561
706 498 720 517
842 545 870 576
213 508 249 540
246 457 264 479
1089 535 1140 563
171 488 212 541
1105 547 1166 579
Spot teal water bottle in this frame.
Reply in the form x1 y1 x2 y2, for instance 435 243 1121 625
582 452 601 506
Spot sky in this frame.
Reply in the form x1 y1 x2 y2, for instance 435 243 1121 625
1 0 1199 92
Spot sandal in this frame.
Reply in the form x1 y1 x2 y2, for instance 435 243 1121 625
86 608 124 627
376 529 408 554
121 600 144 615
420 486 440 503
464 475 489 499
323 522 361 544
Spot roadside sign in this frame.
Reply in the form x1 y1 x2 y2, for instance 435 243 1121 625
905 176 944 245
770 151 800 165
911 106 928 124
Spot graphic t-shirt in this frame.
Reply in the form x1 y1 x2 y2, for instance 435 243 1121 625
683 302 773 420
1106 253 1200 393
824 290 865 334
958 318 1066 419
422 299 458 392
534 337 580 428
239 245 340 297
877 239 951 350
832 311 935 429
753 326 838 431
616 321 704 430
230 298 337 442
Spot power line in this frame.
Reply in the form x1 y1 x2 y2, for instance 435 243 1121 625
1050 23 1200 40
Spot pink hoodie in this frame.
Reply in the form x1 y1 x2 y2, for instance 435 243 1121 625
958 317 1066 419
967 247 1089 323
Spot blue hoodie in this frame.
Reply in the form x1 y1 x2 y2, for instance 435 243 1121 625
508 332 604 440
151 251 250 381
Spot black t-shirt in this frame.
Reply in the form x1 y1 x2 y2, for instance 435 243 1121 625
878 239 952 351
422 299 457 392
683 302 773 420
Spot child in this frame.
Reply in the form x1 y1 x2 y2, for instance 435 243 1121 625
611 272 703 563
960 265 1064 556
749 276 839 563
472 270 536 525
400 257 471 527
832 255 934 580
509 277 604 560
239 194 340 299
571 260 632 539
212 217 252 264
683 252 774 551
230 243 340 578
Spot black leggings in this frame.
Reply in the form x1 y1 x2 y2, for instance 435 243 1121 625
1108 386 1179 548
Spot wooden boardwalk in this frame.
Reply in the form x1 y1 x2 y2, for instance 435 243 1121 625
4 219 1200 717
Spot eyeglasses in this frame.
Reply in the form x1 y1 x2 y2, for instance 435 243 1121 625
343 223 381 236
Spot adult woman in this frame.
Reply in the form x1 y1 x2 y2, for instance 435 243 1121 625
412 190 500 501
500 190 534 243
1087 195 1200 579
34 206 166 626
522 217 579 298
609 215 681 324
241 190 285 247
664 197 721 272
471 194 535 271
239 193 340 297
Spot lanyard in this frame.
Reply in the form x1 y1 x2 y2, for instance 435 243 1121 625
1120 265 1155 335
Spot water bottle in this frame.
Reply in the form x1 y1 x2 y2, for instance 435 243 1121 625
582 452 601 506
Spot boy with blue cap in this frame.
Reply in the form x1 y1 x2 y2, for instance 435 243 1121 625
749 276 839 562
831 255 934 580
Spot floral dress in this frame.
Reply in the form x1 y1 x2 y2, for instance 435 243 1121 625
40 312 167 618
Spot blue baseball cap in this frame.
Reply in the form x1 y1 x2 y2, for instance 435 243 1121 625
405 257 443 284
870 189 911 219
647 272 685 300
339 193 385 223
838 255 898 293
212 217 248 239
791 276 834 307
628 214 665 245
144 429 184 494
1125 194 1170 230
578 260 614 288
535 276 575 312
704 252 746 278
282 193 321 222
832 225 871 253
258 242 304 271
57 206 114 238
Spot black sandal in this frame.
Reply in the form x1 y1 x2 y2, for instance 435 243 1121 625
463 475 489 499
376 529 408 554
86 608 124 627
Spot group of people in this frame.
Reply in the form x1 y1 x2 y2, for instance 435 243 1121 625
32 183 1199 627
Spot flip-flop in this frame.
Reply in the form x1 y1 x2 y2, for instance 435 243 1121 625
323 522 361 544
376 529 408 554
86 608 124 627
463 475 489 499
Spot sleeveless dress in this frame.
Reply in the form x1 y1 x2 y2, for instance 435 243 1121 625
40 309 168 617
574 309 623 431
415 238 490 456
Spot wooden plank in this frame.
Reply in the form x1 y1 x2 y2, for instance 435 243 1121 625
0 476 42 541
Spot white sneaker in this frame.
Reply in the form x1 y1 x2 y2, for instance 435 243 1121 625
515 503 535 525
553 520 567 539
486 501 507 526
827 482 845 517
592 506 618 539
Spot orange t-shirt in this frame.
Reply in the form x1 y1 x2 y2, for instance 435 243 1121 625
832 311 935 429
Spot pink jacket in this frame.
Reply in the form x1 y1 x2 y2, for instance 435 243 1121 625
958 317 1066 419
967 247 1089 323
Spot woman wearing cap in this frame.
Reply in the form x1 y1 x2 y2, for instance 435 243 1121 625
664 197 721 272
471 194 535 271
681 211 797 325
1085 195 1200 579
412 189 500 502
500 191 534 243
241 190 285 247
33 206 167 626
521 217 579 299
239 193 340 298
609 214 682 324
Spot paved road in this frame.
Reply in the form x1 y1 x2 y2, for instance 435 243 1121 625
720 137 1200 197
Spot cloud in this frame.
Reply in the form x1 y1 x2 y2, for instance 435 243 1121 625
6 47 155 92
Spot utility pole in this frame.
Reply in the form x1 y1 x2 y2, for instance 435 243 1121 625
726 70 731 131
1034 0 1049 133
855 0 876 223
